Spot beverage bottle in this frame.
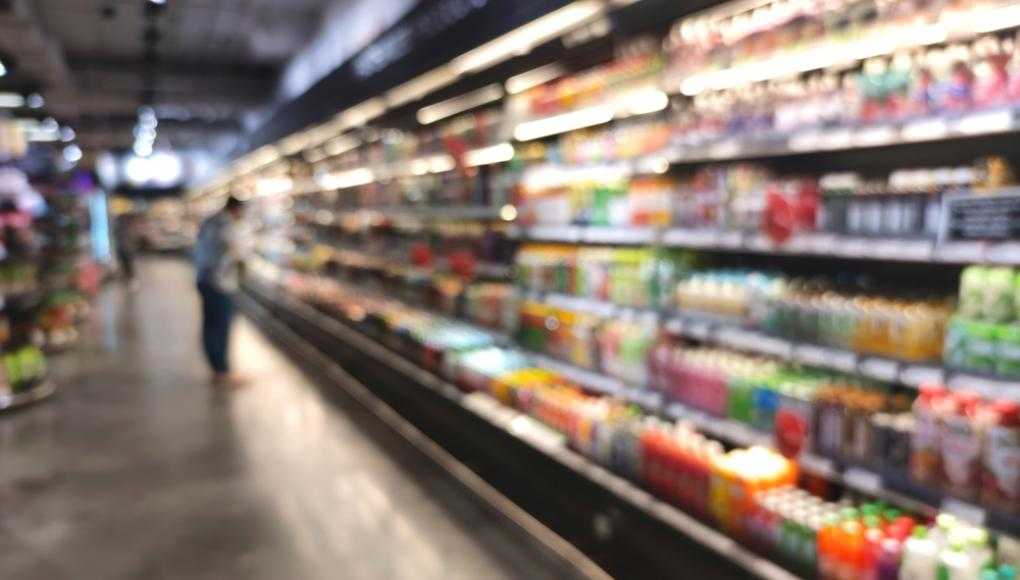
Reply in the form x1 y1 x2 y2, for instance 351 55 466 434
837 518 865 580
981 400 1020 511
819 512 841 579
900 526 939 580
877 537 904 580
911 384 948 484
941 392 986 500
937 536 982 580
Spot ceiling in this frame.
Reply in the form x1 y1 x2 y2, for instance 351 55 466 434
0 0 331 155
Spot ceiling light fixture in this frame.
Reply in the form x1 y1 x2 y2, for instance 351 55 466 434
465 143 515 167
63 145 83 163
506 63 567 95
450 1 603 75
513 105 614 141
416 84 504 125
60 127 76 142
0 59 6 78
26 93 44 109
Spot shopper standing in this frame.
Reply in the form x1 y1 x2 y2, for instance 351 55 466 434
114 212 140 290
194 196 246 386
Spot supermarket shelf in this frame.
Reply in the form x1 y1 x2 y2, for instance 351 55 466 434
510 224 1020 266
0 380 57 412
241 279 800 580
664 311 1020 401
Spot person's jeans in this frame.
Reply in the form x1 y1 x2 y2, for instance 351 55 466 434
198 281 233 374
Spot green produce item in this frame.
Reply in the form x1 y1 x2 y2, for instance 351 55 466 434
985 267 1016 323
944 316 969 369
996 325 1020 378
959 266 986 319
964 320 998 373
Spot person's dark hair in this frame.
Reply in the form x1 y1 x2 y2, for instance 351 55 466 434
225 196 244 211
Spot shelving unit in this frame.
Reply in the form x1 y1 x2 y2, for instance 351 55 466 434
0 381 57 412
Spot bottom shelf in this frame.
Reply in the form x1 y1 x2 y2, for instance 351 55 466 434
0 380 57 412
241 280 801 580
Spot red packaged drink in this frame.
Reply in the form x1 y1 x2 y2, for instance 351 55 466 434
982 400 1020 511
941 391 985 500
910 383 948 484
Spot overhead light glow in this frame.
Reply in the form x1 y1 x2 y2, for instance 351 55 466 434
499 204 518 222
451 1 603 75
316 167 375 190
60 127 76 142
0 93 25 108
465 143 514 167
385 66 460 108
255 176 294 197
416 84 504 125
324 135 360 157
506 63 566 95
513 105 613 141
0 59 6 77
26 94 44 109
623 89 669 116
63 145 83 163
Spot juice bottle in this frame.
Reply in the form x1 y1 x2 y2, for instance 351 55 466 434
877 537 903 580
911 384 948 484
837 518 865 580
900 526 939 580
981 400 1020 511
819 512 842 579
941 392 986 500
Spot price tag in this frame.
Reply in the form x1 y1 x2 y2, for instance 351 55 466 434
985 242 1020 266
662 228 719 248
900 365 944 388
860 357 900 382
747 234 774 252
795 345 834 367
756 335 793 358
844 467 883 494
808 233 836 254
718 231 744 248
937 242 987 264
902 118 949 142
709 139 742 159
788 131 823 151
941 498 987 525
954 109 1014 135
820 129 853 150
837 237 869 257
686 321 713 341
854 126 896 147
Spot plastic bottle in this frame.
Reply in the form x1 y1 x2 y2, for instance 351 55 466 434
937 536 982 580
911 384 948 484
878 538 904 580
900 526 939 580
941 392 986 500
982 400 1020 511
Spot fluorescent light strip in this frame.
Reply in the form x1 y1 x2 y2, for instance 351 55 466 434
0 93 25 108
451 1 604 75
386 67 461 109
513 105 614 141
338 98 387 130
622 88 669 116
465 143 514 167
317 167 375 190
417 84 504 125
0 60 6 77
324 135 360 157
506 63 566 95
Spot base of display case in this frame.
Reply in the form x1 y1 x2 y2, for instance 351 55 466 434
239 280 800 580
0 381 57 412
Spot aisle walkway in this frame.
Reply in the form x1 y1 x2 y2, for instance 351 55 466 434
0 258 588 580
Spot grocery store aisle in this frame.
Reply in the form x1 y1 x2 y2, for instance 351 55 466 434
0 257 592 580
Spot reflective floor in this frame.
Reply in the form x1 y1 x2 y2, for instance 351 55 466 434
0 258 589 580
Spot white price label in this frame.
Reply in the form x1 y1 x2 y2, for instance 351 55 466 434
838 237 869 257
941 498 987 525
985 242 1020 266
937 242 987 263
788 131 823 151
820 129 853 150
717 231 744 248
954 110 1014 135
860 357 900 382
686 321 713 341
902 118 949 142
844 467 882 494
796 345 833 367
662 229 719 248
709 139 741 159
854 126 896 147
900 365 944 388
